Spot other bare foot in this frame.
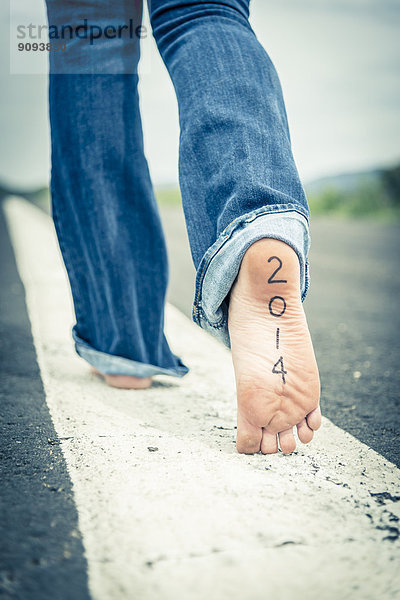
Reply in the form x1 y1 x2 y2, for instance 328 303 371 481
90 367 152 390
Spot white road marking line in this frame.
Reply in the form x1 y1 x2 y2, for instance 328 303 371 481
4 196 400 600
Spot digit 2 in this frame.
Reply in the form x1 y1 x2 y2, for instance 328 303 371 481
267 256 287 284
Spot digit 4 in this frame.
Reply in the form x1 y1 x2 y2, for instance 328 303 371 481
272 356 287 384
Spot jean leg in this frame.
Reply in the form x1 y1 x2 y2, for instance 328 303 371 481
149 0 310 346
46 2 188 376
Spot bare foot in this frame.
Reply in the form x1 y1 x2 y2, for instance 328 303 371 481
90 367 152 390
228 238 321 454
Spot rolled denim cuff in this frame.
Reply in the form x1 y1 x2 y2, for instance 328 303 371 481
72 328 189 378
192 205 310 348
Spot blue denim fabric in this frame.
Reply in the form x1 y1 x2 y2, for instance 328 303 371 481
45 0 143 74
45 0 311 377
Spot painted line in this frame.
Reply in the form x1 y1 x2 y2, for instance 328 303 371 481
0 203 91 599
4 196 400 600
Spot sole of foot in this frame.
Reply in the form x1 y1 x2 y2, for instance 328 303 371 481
90 367 152 390
228 238 321 455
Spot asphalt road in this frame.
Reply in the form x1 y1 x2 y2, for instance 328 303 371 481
0 201 91 599
1 196 399 600
2 196 400 600
160 206 400 467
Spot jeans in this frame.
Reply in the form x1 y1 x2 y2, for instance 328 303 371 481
45 0 310 377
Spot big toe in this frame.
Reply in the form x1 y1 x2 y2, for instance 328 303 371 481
236 418 262 454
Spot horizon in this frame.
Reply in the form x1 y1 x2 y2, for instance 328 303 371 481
2 160 398 197
1 0 399 189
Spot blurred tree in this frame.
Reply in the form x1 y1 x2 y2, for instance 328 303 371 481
381 164 400 207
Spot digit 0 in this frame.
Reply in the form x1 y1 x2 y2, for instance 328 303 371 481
268 296 286 317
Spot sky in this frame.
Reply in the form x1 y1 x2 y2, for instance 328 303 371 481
1 0 399 190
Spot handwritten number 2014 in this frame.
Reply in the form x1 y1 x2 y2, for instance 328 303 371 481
267 256 287 384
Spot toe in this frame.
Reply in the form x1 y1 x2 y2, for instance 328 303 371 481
306 406 322 431
236 417 262 454
296 419 314 444
261 429 278 454
278 428 296 454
